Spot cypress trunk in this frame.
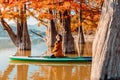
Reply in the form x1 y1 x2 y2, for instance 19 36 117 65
62 10 75 53
78 0 85 44
21 5 31 50
91 0 120 80
47 10 57 47
78 26 85 44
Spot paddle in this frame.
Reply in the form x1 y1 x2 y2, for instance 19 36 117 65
28 51 48 58
28 55 92 59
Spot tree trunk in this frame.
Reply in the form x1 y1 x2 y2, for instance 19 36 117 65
78 0 85 44
78 25 85 44
77 44 84 56
0 4 31 50
47 10 57 47
21 5 31 50
91 0 120 80
62 10 75 53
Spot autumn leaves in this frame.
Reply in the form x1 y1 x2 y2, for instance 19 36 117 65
0 0 103 34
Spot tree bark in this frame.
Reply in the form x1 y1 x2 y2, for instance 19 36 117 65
47 10 58 47
91 0 120 80
78 0 85 44
78 25 85 44
21 5 31 50
62 10 75 53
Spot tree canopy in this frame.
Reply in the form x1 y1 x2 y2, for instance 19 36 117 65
0 0 104 33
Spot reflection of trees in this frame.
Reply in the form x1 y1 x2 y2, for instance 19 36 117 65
0 49 91 80
16 65 28 80
0 65 14 80
30 64 91 80
15 50 31 80
73 66 91 80
0 50 31 80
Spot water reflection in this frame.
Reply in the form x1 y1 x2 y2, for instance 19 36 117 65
0 38 92 80
30 64 91 80
16 65 28 80
0 65 14 80
5 50 92 80
0 50 31 80
15 50 31 80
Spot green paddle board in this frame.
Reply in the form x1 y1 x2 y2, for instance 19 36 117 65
10 56 92 62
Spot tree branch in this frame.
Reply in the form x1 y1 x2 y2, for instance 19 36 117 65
26 9 48 27
30 30 46 41
0 18 17 43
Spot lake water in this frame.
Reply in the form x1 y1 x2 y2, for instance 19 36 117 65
0 37 92 80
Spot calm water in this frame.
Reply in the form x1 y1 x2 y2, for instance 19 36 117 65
0 37 92 80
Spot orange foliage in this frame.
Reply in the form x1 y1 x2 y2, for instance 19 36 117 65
71 8 101 34
38 12 53 20
0 0 104 34
88 0 104 8
70 0 103 34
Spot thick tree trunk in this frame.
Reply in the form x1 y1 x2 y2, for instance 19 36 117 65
91 0 120 80
0 5 31 50
20 5 31 50
62 10 75 53
47 10 57 47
